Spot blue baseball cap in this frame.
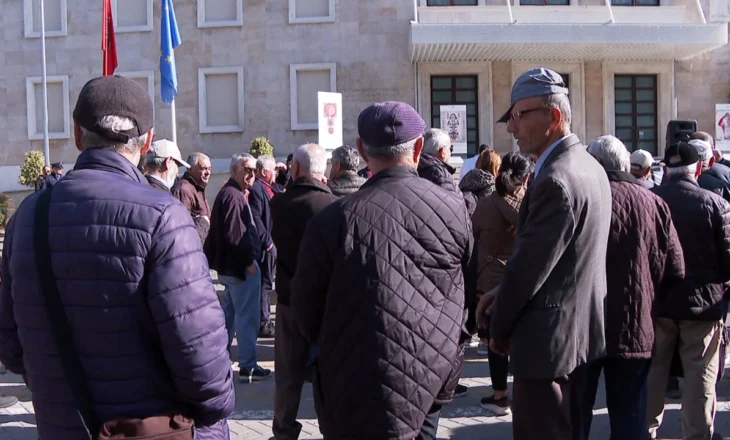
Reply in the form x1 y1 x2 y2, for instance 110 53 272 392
497 68 570 123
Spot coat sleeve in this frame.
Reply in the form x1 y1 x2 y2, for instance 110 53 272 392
714 198 730 284
490 178 577 344
146 202 235 426
0 214 24 375
249 187 273 250
220 196 255 269
656 200 685 303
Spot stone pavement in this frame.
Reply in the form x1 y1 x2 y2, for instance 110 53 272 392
1 309 730 439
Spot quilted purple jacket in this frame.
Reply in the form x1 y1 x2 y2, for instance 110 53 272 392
0 147 235 440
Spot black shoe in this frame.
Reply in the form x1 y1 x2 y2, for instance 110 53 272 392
454 384 469 398
259 321 275 338
239 365 272 383
480 395 511 416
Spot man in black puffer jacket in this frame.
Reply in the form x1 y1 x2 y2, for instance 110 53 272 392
327 145 367 197
418 128 458 193
291 102 473 440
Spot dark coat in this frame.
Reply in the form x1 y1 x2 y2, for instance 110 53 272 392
458 169 496 217
44 172 61 188
652 174 730 321
205 179 261 281
490 134 612 379
698 163 730 203
327 171 367 197
270 177 339 306
417 153 458 193
171 173 211 244
0 148 234 440
290 166 473 440
248 179 276 251
604 171 685 358
145 174 171 193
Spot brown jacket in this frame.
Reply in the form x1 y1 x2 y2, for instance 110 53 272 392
472 189 524 294
171 172 211 243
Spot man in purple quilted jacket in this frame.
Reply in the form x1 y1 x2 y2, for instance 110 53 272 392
0 76 235 439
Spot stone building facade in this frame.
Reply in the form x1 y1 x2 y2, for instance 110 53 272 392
1 0 729 202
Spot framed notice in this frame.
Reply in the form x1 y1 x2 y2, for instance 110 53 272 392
318 92 343 151
716 104 730 152
440 105 467 155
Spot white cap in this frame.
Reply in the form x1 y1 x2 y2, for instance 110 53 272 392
688 139 713 162
630 149 653 170
147 139 189 168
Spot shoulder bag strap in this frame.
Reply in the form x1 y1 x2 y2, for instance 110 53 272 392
33 187 100 439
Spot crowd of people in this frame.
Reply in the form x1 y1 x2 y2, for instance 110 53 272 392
0 67 728 440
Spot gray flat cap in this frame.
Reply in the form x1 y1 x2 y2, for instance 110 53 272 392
497 68 569 123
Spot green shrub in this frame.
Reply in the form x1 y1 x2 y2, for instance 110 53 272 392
249 137 274 158
0 193 12 229
19 151 46 188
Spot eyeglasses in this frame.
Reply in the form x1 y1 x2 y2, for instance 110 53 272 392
509 106 547 123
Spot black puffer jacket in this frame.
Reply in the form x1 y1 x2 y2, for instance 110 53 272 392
458 169 496 217
291 166 473 440
698 163 730 203
652 174 730 321
327 170 367 197
417 153 458 193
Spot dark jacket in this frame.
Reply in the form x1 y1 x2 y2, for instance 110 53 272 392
652 174 730 321
604 171 685 358
698 163 730 203
458 169 496 217
0 148 234 439
34 175 46 192
276 169 292 189
205 179 261 281
44 172 61 187
290 166 473 440
327 170 367 197
171 173 211 244
248 179 277 251
417 153 458 193
357 167 372 179
270 178 338 306
145 174 171 193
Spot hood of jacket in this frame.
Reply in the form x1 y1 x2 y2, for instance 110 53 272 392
417 153 458 193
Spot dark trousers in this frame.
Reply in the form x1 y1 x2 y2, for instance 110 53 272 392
488 348 509 391
260 248 276 326
582 357 651 440
273 304 309 440
414 404 442 440
512 364 588 440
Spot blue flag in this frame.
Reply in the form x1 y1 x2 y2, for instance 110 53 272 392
160 0 181 104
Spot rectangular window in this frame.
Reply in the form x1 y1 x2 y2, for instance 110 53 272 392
611 0 659 5
24 0 67 38
431 75 479 156
614 74 658 154
289 0 335 23
290 63 337 130
426 0 479 5
26 76 70 140
116 71 155 116
197 0 243 28
556 73 571 91
112 0 153 32
198 67 245 133
519 0 570 5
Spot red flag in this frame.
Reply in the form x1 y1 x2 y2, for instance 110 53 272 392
102 0 118 76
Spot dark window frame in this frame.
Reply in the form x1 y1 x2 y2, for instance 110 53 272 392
614 74 659 154
426 0 478 5
610 0 660 5
519 0 571 6
430 75 480 156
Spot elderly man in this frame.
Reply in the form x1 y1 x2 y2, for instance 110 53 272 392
0 76 234 439
205 153 271 383
35 165 51 192
143 139 190 192
44 162 63 187
479 68 612 440
172 152 212 243
290 102 473 439
691 130 730 168
647 141 730 440
270 143 338 440
417 128 457 192
688 138 730 203
249 154 279 337
583 136 685 440
629 149 656 189
328 145 366 197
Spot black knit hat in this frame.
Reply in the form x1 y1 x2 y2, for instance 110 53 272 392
73 76 154 143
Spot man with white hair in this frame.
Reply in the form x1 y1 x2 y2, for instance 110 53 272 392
172 152 212 244
647 142 730 440
418 128 458 193
584 136 684 440
143 139 190 192
270 143 339 440
205 153 272 383
0 76 234 438
690 138 730 203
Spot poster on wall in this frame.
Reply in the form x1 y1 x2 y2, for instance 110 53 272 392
318 92 343 151
440 105 467 155
715 104 730 152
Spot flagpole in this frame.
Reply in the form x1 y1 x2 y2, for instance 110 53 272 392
171 100 177 143
39 0 50 167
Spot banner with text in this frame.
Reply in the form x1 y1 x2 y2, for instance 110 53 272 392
440 105 467 155
318 92 343 151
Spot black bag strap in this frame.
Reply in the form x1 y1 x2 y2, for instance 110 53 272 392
33 186 100 439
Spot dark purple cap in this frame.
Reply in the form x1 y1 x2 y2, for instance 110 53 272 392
358 101 426 148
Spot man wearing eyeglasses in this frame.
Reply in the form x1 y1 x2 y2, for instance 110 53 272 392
205 153 272 383
478 67 611 440
418 128 458 193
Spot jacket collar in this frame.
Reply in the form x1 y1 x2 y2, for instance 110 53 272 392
291 176 333 194
183 172 206 191
605 170 640 185
73 147 146 184
361 166 419 190
418 153 456 175
664 173 700 188
539 133 583 172
225 177 243 191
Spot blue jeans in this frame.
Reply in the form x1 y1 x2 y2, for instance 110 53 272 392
582 357 652 440
219 263 261 369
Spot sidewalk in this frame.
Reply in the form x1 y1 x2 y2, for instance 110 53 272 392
1 310 729 439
